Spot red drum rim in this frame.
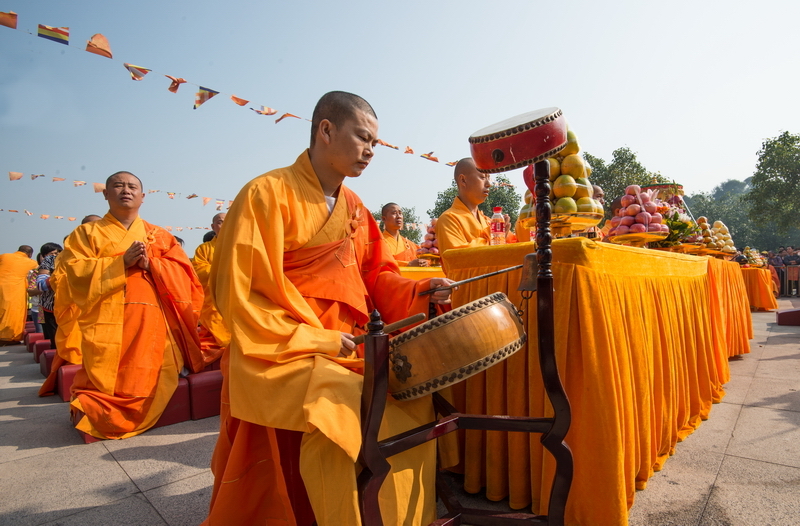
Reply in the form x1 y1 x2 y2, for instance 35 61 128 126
469 107 562 144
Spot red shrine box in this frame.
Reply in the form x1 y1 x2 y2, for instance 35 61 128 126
26 333 44 352
153 377 190 429
776 309 800 326
187 370 223 420
33 340 52 363
40 349 56 377
58 364 82 402
24 322 35 335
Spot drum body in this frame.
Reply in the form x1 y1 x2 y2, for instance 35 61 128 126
469 107 567 173
388 293 526 401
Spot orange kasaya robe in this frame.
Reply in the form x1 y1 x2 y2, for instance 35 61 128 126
435 196 491 257
193 237 230 359
55 213 208 439
0 251 38 343
204 150 438 526
381 229 420 266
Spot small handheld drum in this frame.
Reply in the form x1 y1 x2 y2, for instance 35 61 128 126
388 292 526 401
469 107 567 173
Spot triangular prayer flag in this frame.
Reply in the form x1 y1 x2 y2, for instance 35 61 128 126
421 152 439 163
404 147 414 154
275 113 301 124
176 227 183 231
194 87 219 109
148 189 159 194
73 180 86 186
446 161 457 167
123 63 151 81
55 216 63 219
68 217 76 221
38 24 69 45
85 34 112 58
165 226 172 232
215 200 224 211
0 11 18 29
230 95 249 106
186 194 198 199
167 192 176 199
202 197 211 206
8 210 19 213
31 174 45 180
165 75 186 93
24 210 32 216
251 106 278 116
9 172 23 181
40 215 50 219
188 227 193 230
377 139 399 150
52 177 66 182
93 183 105 193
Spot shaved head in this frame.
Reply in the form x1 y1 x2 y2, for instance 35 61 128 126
381 202 399 217
81 214 103 224
453 158 476 182
211 212 226 234
18 245 33 257
310 91 377 147
105 171 143 191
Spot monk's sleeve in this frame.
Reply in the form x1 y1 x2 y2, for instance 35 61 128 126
148 231 207 372
57 227 126 314
193 243 212 285
436 211 486 253
211 179 343 365
362 216 435 322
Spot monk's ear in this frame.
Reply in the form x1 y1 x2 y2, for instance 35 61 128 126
102 189 109 201
317 119 334 146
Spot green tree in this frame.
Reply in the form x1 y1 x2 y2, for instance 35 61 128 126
584 147 669 218
745 131 800 234
371 205 423 244
426 174 522 228
684 178 800 251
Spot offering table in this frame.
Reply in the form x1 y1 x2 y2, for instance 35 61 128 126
439 237 745 526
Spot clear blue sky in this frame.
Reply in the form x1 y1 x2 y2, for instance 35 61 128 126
2 0 799 256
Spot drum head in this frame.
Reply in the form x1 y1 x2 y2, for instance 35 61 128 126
469 107 561 141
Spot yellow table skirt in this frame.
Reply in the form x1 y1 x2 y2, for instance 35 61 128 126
740 267 778 311
707 258 753 357
438 237 741 526
399 266 446 281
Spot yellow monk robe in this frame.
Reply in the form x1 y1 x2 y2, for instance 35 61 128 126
204 151 437 526
193 237 230 358
435 196 491 255
381 229 420 266
0 251 38 343
56 214 207 439
39 259 83 396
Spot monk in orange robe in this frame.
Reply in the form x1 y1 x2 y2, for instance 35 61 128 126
0 245 38 344
192 213 229 360
436 157 500 255
203 91 454 526
39 215 103 397
56 172 208 439
381 202 429 267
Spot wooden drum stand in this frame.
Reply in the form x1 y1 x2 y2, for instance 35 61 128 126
358 110 574 526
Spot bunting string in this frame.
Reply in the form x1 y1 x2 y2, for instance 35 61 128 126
0 9 461 167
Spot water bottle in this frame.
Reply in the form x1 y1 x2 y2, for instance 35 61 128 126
490 206 506 246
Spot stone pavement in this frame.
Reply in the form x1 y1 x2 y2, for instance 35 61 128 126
1 300 798 525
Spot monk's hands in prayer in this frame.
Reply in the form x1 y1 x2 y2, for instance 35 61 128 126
408 258 430 267
123 241 147 269
428 278 456 305
338 332 357 358
137 251 151 271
